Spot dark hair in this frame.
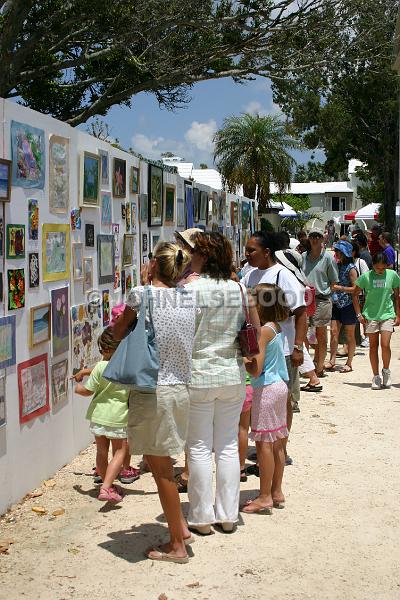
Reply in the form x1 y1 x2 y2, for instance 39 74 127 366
98 327 121 355
372 252 389 265
193 232 232 280
380 231 393 244
351 240 360 258
354 233 368 247
276 231 290 250
297 230 307 240
253 284 290 324
251 231 279 258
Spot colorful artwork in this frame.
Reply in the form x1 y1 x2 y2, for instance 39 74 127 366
72 243 83 280
126 273 132 290
71 208 81 231
148 165 163 226
242 201 250 229
125 202 131 231
85 223 95 247
142 233 148 253
114 264 121 290
0 316 16 369
112 157 126 198
0 377 5 428
0 159 12 201
71 303 102 374
177 197 185 227
51 286 69 356
99 149 109 186
11 121 45 189
81 152 100 206
122 234 135 267
164 185 176 225
18 353 49 424
29 303 51 348
28 199 39 240
49 135 69 213
97 234 115 284
121 270 126 295
200 191 208 221
42 224 70 282
131 202 137 233
101 192 112 227
6 224 25 259
130 165 140 194
151 234 160 251
139 193 148 223
51 359 69 408
83 257 93 293
193 188 200 223
121 203 126 220
8 269 25 310
102 290 110 326
28 252 40 288
112 223 120 259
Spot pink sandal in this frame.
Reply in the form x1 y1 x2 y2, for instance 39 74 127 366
98 486 123 503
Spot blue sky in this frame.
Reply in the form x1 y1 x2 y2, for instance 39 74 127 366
96 77 323 170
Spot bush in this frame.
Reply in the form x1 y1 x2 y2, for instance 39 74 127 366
260 218 275 232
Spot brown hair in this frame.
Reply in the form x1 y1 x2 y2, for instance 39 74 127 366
153 241 190 286
253 284 290 325
193 232 232 280
98 327 121 356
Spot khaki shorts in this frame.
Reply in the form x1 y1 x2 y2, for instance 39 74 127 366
310 297 332 328
285 356 300 409
127 385 189 456
365 319 395 334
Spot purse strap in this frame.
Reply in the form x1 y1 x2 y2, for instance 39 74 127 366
143 285 156 339
237 282 250 324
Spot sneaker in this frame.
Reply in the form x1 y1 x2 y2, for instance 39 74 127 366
119 467 140 484
382 368 392 388
98 486 123 503
360 337 369 348
371 375 382 390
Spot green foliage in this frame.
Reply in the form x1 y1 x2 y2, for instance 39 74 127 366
260 218 275 233
273 193 311 213
294 161 346 183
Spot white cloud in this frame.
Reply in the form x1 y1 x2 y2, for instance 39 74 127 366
243 99 282 117
184 119 217 152
131 133 165 159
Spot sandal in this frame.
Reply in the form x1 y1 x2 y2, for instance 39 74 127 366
240 499 273 515
323 362 336 372
316 370 328 378
246 464 259 477
174 473 188 494
240 469 248 482
300 382 323 392
146 547 189 564
339 365 353 373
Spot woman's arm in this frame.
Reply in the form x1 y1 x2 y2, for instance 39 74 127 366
246 289 261 337
74 383 93 397
112 305 137 341
244 327 273 378
332 267 357 293
352 285 365 325
394 288 400 326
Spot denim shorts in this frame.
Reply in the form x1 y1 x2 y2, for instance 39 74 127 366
331 303 358 325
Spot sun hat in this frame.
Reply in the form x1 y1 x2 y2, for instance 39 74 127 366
333 240 353 258
275 249 308 285
174 228 203 249
308 227 324 237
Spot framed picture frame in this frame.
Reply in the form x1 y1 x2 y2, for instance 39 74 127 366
114 264 120 290
151 233 160 251
176 197 185 228
122 234 135 267
0 159 12 201
28 199 39 240
51 359 69 409
8 268 25 310
200 191 208 221
112 223 120 259
142 233 148 254
6 224 25 259
131 202 137 233
83 257 93 293
29 303 51 349
72 243 83 280
51 286 70 356
0 376 6 428
97 234 115 284
0 315 16 369
11 121 45 189
99 149 109 187
18 353 50 424
193 188 200 223
112 157 126 198
49 135 69 214
148 164 163 226
102 290 110 326
130 165 140 194
28 252 40 288
101 192 112 227
71 208 81 231
139 194 148 223
42 223 70 282
80 151 100 207
85 223 95 247
164 184 176 225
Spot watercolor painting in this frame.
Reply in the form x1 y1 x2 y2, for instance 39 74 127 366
49 135 69 213
0 377 5 428
0 315 16 369
18 353 49 424
112 223 120 259
99 149 109 186
101 192 112 227
164 185 176 225
71 303 102 374
0 159 12 201
102 290 110 326
11 121 45 189
122 234 135 267
71 208 81 231
28 199 39 240
83 257 93 293
114 264 121 290
8 268 25 310
72 243 83 280
131 165 140 194
42 224 70 281
51 359 69 408
148 164 163 226
28 252 40 288
139 193 148 223
97 234 114 284
51 286 70 356
81 151 100 206
6 224 25 259
30 303 51 348
112 157 126 198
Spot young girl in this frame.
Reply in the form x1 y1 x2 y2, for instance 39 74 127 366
75 328 130 503
242 284 289 514
353 252 400 389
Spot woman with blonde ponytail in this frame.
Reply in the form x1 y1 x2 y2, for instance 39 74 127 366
113 241 196 564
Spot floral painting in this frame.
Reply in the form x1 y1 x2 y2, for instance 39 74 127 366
6 224 25 259
71 208 81 231
28 252 40 288
11 121 45 189
28 199 39 240
101 192 112 227
112 157 126 198
51 286 69 356
81 151 100 206
51 359 69 408
18 353 49 424
71 303 102 374
49 135 69 213
8 269 25 310
42 224 70 281
0 315 16 369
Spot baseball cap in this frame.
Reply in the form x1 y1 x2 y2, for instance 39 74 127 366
333 240 353 258
308 227 324 237
174 228 202 249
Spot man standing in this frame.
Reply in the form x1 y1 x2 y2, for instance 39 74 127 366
379 232 396 269
302 228 339 377
354 233 372 269
367 224 382 259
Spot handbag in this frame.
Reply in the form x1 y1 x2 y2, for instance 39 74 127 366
237 283 259 358
103 286 159 389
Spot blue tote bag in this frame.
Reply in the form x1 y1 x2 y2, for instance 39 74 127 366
103 287 159 389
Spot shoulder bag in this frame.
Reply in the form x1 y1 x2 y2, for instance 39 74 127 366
237 283 259 358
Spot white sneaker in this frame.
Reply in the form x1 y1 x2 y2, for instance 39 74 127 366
371 375 382 390
382 369 392 388
361 337 369 348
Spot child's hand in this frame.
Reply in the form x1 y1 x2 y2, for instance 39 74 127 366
70 369 85 382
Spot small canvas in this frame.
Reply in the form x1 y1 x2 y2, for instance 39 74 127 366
101 192 112 227
0 316 16 369
81 151 100 206
42 224 70 282
6 224 25 259
72 243 83 280
11 121 45 189
71 303 102 374
8 269 25 310
51 286 70 356
28 199 39 240
114 264 121 290
131 202 137 233
97 234 115 284
0 159 11 201
99 149 109 186
49 135 69 213
51 359 69 408
83 257 93 293
148 164 163 226
112 157 126 198
0 377 6 428
71 208 81 231
122 234 135 267
85 223 95 247
112 223 120 259
130 165 140 194
18 353 49 424
30 303 51 348
102 290 110 326
139 193 148 223
164 185 176 225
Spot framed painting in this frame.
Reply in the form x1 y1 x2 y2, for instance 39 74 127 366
0 217 3 256
139 193 148 223
83 257 93 293
112 223 120 259
0 315 16 369
18 353 49 424
151 233 160 251
200 191 208 221
122 234 135 267
114 264 121 290
101 192 112 227
49 135 69 214
51 286 69 356
142 233 148 254
131 202 137 233
102 290 110 326
29 303 51 348
126 272 133 290
6 224 25 259
0 377 5 428
99 149 109 187
11 121 45 189
0 159 12 201
80 151 100 207
71 208 81 231
85 223 95 247
8 269 25 310
125 202 131 232
121 270 126 295
97 234 115 284
148 164 163 226
185 184 194 228
51 359 69 408
28 252 40 288
242 201 250 229
42 224 70 282
177 197 185 228
71 304 102 374
130 165 140 194
193 188 200 223
112 157 126 198
28 199 39 240
72 243 83 280
164 184 176 225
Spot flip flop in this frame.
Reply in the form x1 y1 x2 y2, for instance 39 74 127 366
339 365 353 373
300 383 323 392
240 499 273 515
272 500 285 509
146 547 189 563
174 473 188 494
323 363 336 372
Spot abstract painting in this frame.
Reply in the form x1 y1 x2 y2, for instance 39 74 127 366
28 199 39 240
0 377 5 428
97 234 114 284
71 208 81 231
101 192 112 227
85 223 95 247
0 315 16 369
72 243 83 280
71 303 102 374
102 290 110 326
122 234 135 267
148 164 163 226
51 359 69 408
28 252 40 288
164 185 176 225
112 157 126 198
11 121 45 189
99 149 109 186
29 303 51 348
0 159 12 201
81 151 100 206
131 202 137 233
42 224 70 282
51 286 70 356
49 135 69 214
18 353 49 424
83 257 93 293
139 193 148 223
177 197 185 227
6 224 25 259
8 269 25 310
112 223 120 259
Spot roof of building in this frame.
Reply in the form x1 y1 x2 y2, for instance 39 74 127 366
270 181 353 195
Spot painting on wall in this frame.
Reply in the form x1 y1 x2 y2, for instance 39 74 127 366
125 202 131 232
151 233 160 251
200 191 208 221
51 286 70 356
72 243 83 280
101 192 112 227
0 377 5 428
0 159 11 201
49 135 69 214
177 197 185 228
51 359 69 408
164 185 176 225
18 353 49 424
131 202 137 233
28 199 39 240
114 264 120 290
121 270 126 295
0 316 16 369
126 273 133 291
97 234 115 284
148 165 163 226
28 252 40 288
29 303 51 348
112 157 126 198
85 223 95 247
81 151 100 207
142 233 148 254
71 208 81 231
0 218 3 256
242 201 250 229
71 303 102 374
11 121 45 189
193 188 200 223
112 223 120 259
122 234 135 267
185 185 193 228
139 193 148 223
42 224 70 282
130 165 140 194
83 257 93 293
99 149 109 187
6 224 25 259
102 290 110 326
8 269 25 310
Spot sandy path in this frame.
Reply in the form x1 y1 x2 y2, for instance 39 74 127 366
1 336 400 600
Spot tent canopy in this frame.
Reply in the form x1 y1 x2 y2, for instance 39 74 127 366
279 202 297 218
355 203 380 220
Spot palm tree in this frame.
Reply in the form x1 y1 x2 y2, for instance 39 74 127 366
213 113 300 213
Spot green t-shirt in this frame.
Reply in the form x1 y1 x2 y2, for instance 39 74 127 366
85 361 129 428
355 269 400 321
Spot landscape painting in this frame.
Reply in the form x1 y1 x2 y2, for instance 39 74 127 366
30 303 51 348
11 121 45 189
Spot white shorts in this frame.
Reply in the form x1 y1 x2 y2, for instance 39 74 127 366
90 422 127 439
365 319 395 334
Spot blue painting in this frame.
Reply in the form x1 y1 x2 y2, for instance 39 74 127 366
11 121 45 189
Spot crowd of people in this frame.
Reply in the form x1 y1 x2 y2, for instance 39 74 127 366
72 222 399 564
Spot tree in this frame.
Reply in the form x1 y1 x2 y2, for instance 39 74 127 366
276 193 318 233
199 163 208 170
85 118 113 142
213 113 300 213
294 161 346 183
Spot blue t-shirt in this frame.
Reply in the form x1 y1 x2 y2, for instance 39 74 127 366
251 325 289 388
383 245 396 267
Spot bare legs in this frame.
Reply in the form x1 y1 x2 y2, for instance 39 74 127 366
314 326 328 374
239 410 251 472
369 331 393 375
327 321 355 371
95 436 127 489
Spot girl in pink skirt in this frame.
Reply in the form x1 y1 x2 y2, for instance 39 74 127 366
242 284 289 514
